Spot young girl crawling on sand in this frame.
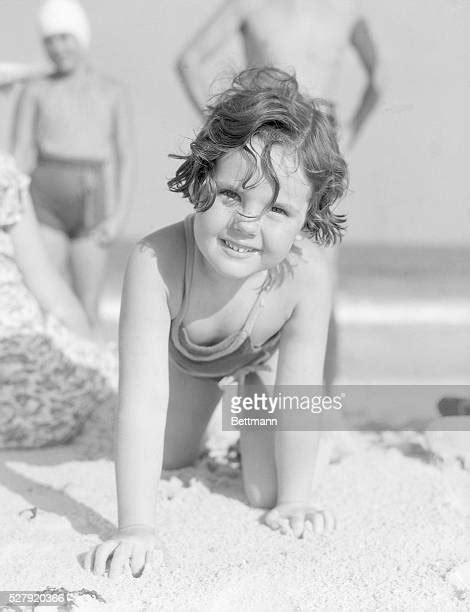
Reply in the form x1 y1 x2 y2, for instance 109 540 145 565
85 67 348 578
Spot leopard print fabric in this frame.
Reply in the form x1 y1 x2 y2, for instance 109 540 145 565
0 152 117 448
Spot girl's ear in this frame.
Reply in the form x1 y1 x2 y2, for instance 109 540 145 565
295 234 303 241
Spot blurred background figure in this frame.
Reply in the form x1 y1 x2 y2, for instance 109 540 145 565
176 0 380 388
10 0 135 328
176 0 379 143
0 0 467 397
0 149 116 449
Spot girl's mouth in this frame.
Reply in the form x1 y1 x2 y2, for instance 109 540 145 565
220 238 259 255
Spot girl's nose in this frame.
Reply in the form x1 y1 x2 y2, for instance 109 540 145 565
230 210 260 238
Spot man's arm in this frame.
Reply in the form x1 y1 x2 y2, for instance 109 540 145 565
93 85 136 246
348 18 381 145
111 85 135 222
175 0 247 115
10 83 39 173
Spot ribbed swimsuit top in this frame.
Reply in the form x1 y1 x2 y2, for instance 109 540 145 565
168 215 281 381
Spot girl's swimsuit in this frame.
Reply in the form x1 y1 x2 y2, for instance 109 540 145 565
169 215 281 385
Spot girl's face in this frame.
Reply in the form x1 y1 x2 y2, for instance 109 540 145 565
193 143 312 281
43 33 84 75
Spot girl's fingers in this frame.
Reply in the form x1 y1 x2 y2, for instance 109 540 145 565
267 507 334 537
303 519 314 537
108 542 133 580
130 546 147 578
279 518 291 535
305 510 325 535
289 513 305 539
93 540 119 576
313 511 325 534
323 510 336 532
264 509 281 531
266 510 290 534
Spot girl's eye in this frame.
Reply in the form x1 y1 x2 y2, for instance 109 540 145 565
271 205 288 216
219 189 241 202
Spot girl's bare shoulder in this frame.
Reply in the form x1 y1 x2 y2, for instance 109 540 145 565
288 239 332 294
133 221 187 314
139 221 185 261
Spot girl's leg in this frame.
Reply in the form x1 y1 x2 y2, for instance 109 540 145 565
323 245 339 391
40 224 70 281
70 236 108 326
239 353 278 509
323 312 338 391
162 362 224 470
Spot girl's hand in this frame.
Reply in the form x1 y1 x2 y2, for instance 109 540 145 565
264 502 336 539
84 525 162 579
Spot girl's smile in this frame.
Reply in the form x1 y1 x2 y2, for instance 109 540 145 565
193 142 312 281
219 237 262 256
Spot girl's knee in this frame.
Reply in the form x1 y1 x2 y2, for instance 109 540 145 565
244 482 277 509
162 446 199 470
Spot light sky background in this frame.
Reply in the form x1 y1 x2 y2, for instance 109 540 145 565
0 0 469 246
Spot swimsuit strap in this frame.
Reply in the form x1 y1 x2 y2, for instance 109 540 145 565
241 283 266 336
176 214 197 324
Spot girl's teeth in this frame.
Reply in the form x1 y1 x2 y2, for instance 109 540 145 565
225 240 252 253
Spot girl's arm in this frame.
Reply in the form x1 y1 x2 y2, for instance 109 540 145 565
10 83 38 174
86 241 170 578
268 249 334 535
116 242 170 529
11 192 90 337
175 0 249 115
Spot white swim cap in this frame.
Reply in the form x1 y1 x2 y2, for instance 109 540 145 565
38 0 91 49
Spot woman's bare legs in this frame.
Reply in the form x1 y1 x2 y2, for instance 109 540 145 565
70 235 109 327
40 224 70 281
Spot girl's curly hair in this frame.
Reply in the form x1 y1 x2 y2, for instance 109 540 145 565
168 67 348 245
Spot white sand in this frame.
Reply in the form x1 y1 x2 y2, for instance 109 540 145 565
1 404 470 611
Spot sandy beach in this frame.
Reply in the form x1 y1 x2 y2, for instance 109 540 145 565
1 396 470 611
2 244 470 611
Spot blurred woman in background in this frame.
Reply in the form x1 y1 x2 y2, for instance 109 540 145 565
11 0 135 327
0 150 116 449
